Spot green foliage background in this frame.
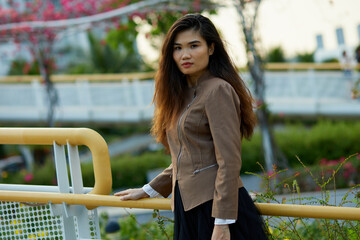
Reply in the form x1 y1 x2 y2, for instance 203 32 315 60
2 121 359 191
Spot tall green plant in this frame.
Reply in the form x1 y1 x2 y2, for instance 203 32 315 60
251 154 360 240
86 28 148 73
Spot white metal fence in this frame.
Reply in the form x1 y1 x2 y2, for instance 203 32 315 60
0 128 112 240
0 71 359 123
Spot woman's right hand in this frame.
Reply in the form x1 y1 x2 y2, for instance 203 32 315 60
114 188 150 201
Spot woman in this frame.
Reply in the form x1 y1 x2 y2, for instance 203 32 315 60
115 14 268 240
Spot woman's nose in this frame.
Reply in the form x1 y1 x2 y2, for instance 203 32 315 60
181 49 191 59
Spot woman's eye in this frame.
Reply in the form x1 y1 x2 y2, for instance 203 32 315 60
174 46 181 51
191 44 198 48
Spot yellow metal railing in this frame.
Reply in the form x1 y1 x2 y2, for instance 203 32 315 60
0 128 112 195
1 63 359 83
0 128 359 221
0 192 359 221
264 62 353 70
0 72 156 83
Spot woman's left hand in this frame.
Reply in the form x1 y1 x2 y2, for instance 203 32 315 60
211 224 230 240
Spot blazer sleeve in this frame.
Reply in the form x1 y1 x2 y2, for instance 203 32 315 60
205 82 242 219
149 163 173 198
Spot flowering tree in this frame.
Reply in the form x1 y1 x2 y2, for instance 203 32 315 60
0 0 216 126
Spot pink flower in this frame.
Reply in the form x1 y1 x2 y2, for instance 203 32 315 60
255 99 263 107
22 62 31 74
319 158 328 166
24 173 33 182
344 162 353 169
327 160 338 166
266 170 276 179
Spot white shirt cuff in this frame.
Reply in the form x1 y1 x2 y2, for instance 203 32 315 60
142 184 160 198
214 218 236 225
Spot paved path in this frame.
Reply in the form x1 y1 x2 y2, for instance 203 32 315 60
81 134 155 162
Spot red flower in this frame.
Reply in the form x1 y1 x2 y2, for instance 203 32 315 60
100 39 106 46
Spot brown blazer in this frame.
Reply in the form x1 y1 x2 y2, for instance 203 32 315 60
149 71 244 219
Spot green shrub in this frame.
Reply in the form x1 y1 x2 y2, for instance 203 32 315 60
1 159 56 185
296 51 314 62
101 213 173 240
2 121 359 190
266 46 286 62
241 121 360 170
241 133 265 173
81 151 171 190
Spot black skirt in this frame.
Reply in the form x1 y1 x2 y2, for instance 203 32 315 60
173 181 269 240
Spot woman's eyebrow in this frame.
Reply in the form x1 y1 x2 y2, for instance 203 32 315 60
174 40 201 45
188 40 201 44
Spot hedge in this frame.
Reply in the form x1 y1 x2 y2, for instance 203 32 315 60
81 151 171 190
241 120 360 172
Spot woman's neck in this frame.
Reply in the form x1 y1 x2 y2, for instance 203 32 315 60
186 70 209 87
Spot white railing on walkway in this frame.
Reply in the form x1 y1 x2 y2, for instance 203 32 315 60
0 70 359 123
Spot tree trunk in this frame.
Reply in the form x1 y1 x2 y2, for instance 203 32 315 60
235 0 289 171
35 46 58 127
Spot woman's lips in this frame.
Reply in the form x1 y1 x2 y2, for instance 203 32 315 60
182 62 193 68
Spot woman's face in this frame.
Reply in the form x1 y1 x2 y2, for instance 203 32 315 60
172 29 214 84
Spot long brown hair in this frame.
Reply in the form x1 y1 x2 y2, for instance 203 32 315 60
151 14 257 149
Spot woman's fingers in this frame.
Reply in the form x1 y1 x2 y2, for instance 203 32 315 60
114 188 149 200
114 189 132 196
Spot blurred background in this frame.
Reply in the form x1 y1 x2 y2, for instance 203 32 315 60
0 0 359 199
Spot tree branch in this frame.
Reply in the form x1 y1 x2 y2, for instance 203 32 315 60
0 0 170 31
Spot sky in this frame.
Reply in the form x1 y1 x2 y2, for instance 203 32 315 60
208 0 360 66
138 0 360 66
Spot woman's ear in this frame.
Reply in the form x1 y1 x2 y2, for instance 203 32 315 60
209 43 215 55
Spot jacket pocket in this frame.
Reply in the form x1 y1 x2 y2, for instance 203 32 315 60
193 163 218 175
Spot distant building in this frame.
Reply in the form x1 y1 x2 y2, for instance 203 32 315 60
314 25 359 63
